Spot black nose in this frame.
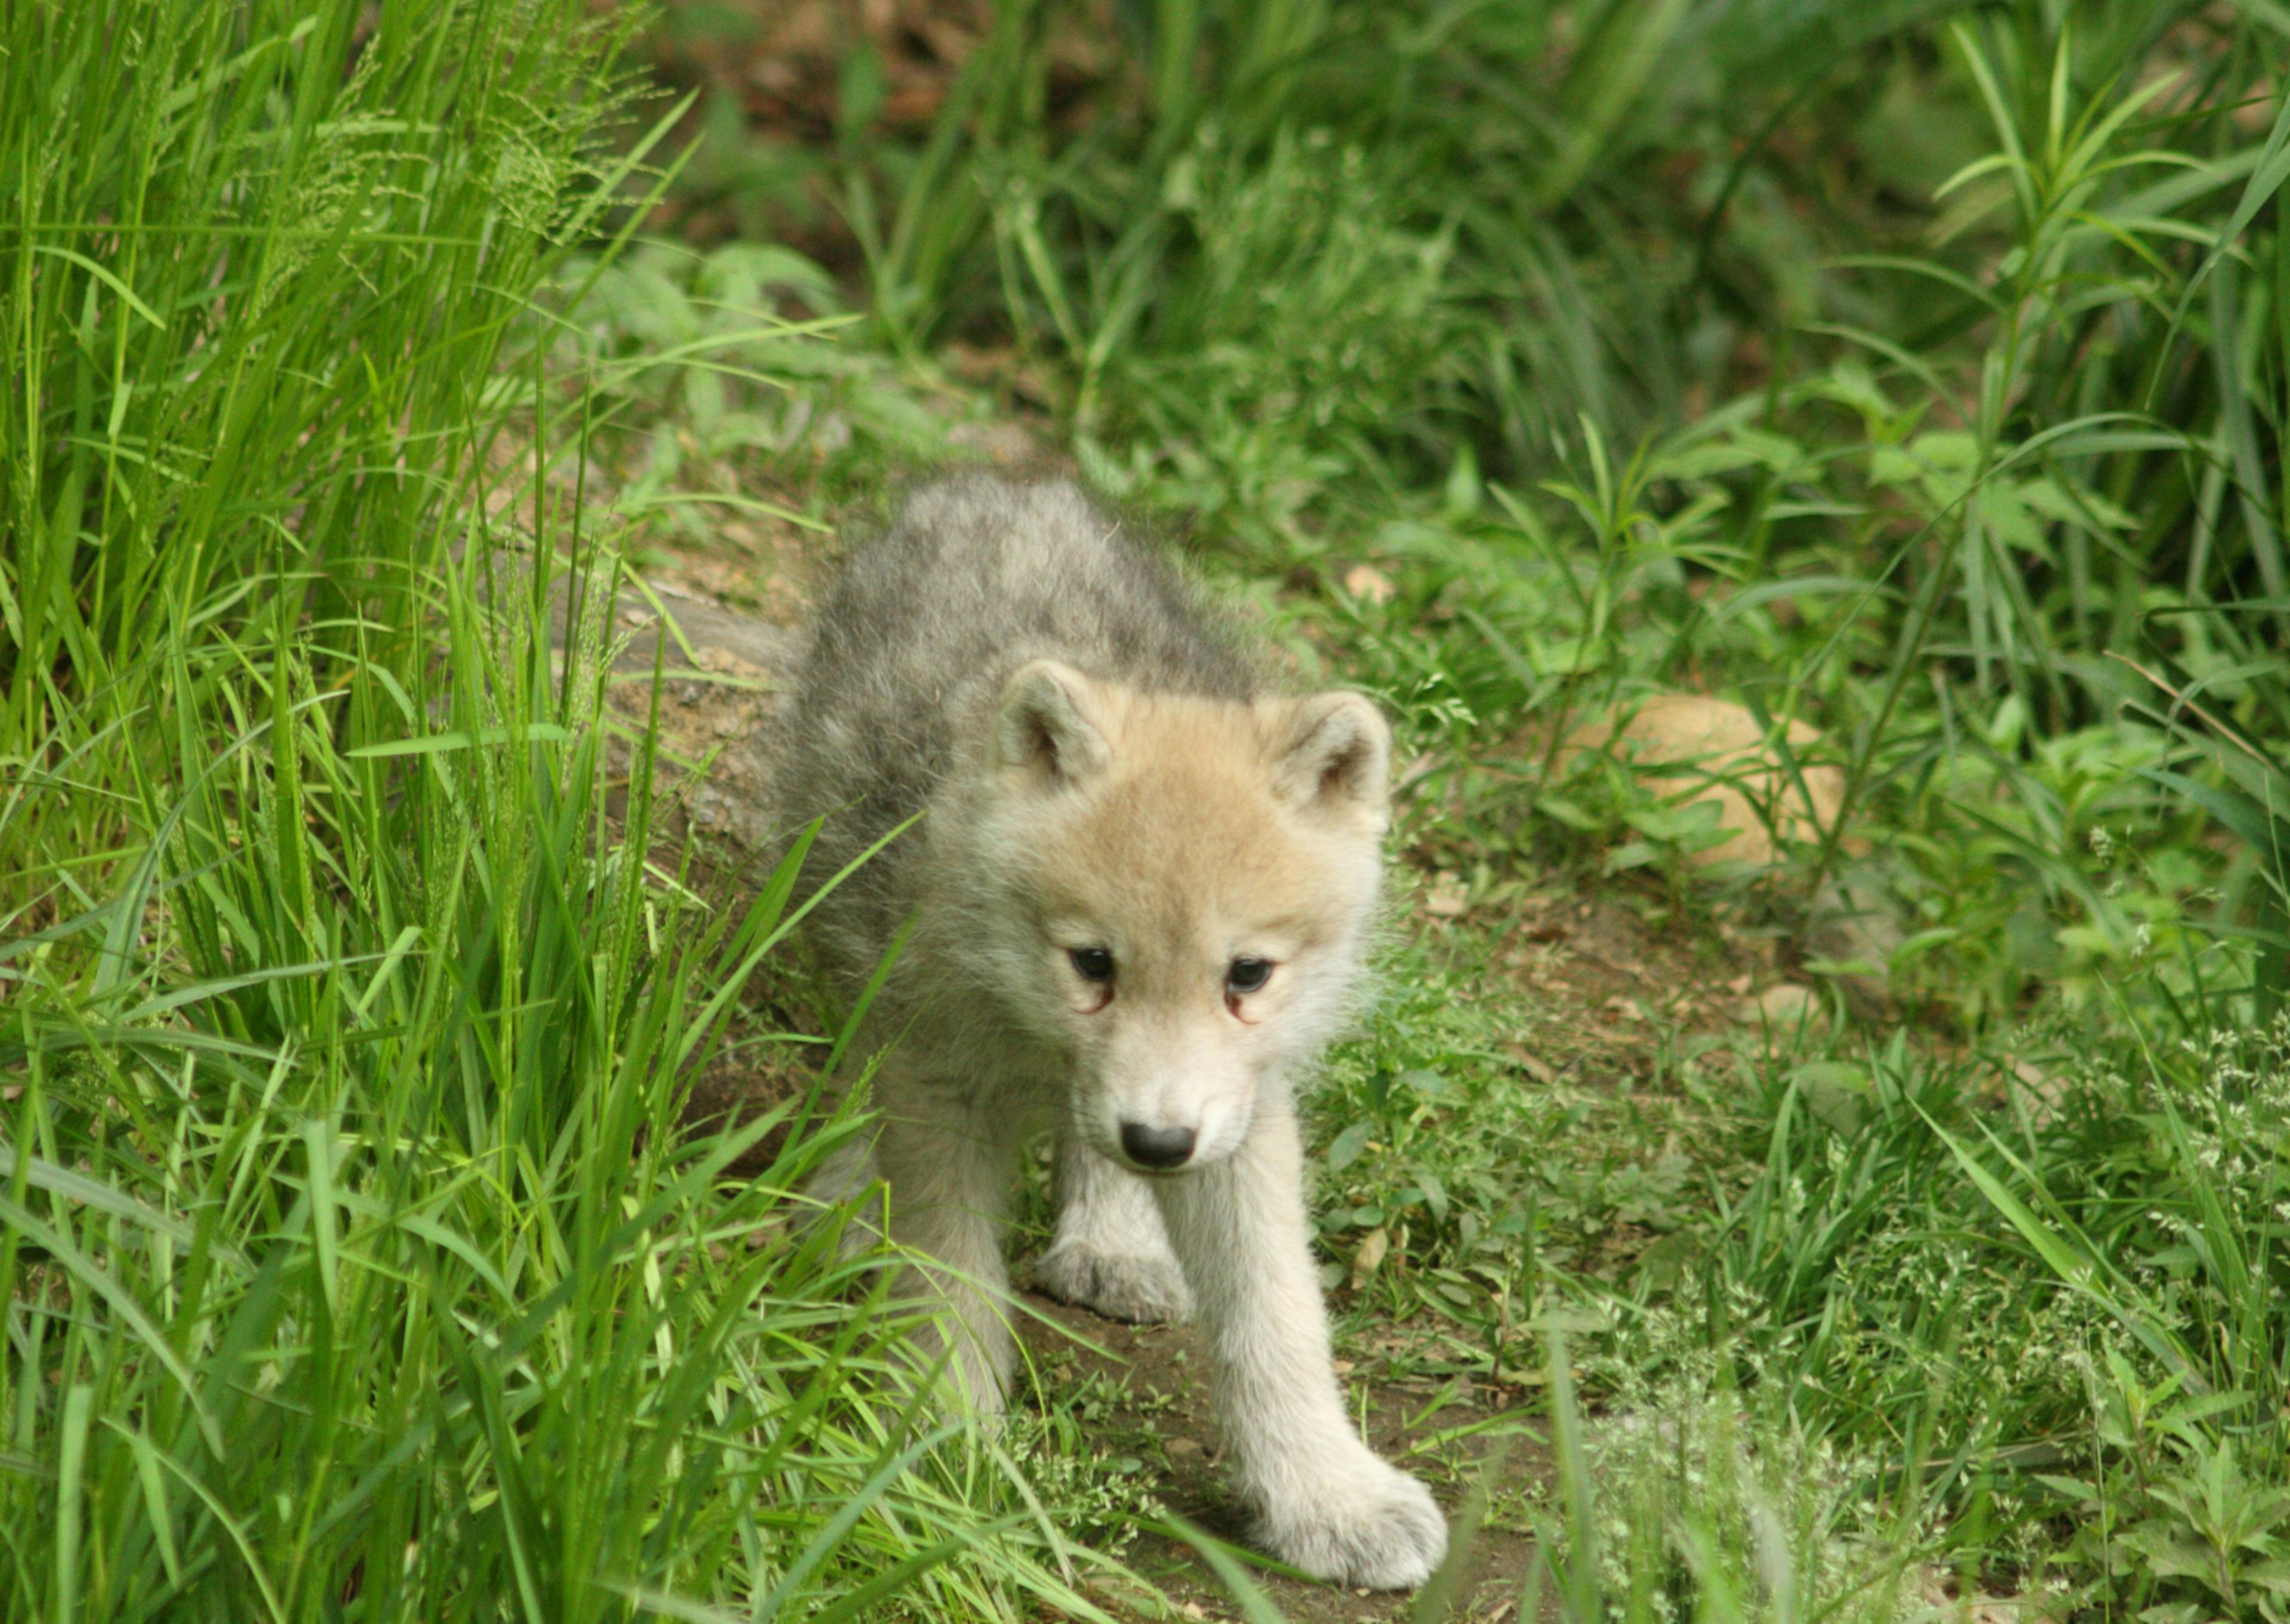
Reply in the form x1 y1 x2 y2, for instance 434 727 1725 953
1119 1122 1197 1169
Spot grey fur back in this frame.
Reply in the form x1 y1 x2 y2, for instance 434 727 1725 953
774 475 1258 978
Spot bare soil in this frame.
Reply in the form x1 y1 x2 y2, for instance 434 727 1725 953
1014 1291 1556 1624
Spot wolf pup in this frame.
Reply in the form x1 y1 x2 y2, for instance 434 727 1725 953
776 475 1446 1589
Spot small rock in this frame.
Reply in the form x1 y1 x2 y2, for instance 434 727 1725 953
1559 693 1850 870
1342 562 1395 605
1738 982 1822 1027
1164 1437 1203 1462
1350 1227 1390 1290
694 645 770 680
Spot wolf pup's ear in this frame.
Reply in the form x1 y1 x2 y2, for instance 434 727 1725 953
995 659 1112 786
1273 691 1392 825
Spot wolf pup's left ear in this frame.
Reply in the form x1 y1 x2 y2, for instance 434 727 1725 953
1273 691 1391 826
995 659 1112 787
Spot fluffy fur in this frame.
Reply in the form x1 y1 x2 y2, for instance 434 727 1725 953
776 475 1447 1589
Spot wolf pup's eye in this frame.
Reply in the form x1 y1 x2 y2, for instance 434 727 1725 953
1068 947 1116 984
1226 956 1273 994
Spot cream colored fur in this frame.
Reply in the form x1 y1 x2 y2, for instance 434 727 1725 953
782 478 1447 1589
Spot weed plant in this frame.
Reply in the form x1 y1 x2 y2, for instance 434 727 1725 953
549 240 969 541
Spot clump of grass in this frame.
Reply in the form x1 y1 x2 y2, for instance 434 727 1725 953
1004 122 1481 558
1591 1008 2290 1617
549 238 975 537
0 528 1123 1618
1546 1352 1930 1624
1004 1364 1171 1562
1 0 649 894
1296 927 1735 1381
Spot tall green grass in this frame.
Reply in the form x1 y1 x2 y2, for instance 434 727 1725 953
3 0 631 775
1 3 1124 1617
0 538 1094 1620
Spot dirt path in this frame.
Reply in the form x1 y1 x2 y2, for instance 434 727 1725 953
1015 1293 1554 1624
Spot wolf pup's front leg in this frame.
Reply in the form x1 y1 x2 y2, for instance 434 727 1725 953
1034 1123 1193 1324
1154 1095 1447 1589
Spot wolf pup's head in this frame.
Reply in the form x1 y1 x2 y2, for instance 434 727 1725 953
966 659 1391 1174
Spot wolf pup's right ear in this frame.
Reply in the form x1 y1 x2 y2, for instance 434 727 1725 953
1273 691 1392 828
995 659 1112 786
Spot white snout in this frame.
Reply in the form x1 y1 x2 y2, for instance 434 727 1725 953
1082 1037 1257 1173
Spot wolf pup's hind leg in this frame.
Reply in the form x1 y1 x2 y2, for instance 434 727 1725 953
1152 1096 1447 1590
868 1074 1022 1412
1033 1124 1194 1324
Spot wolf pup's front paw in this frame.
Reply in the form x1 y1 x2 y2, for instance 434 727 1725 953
1030 1241 1194 1324
1255 1453 1447 1591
